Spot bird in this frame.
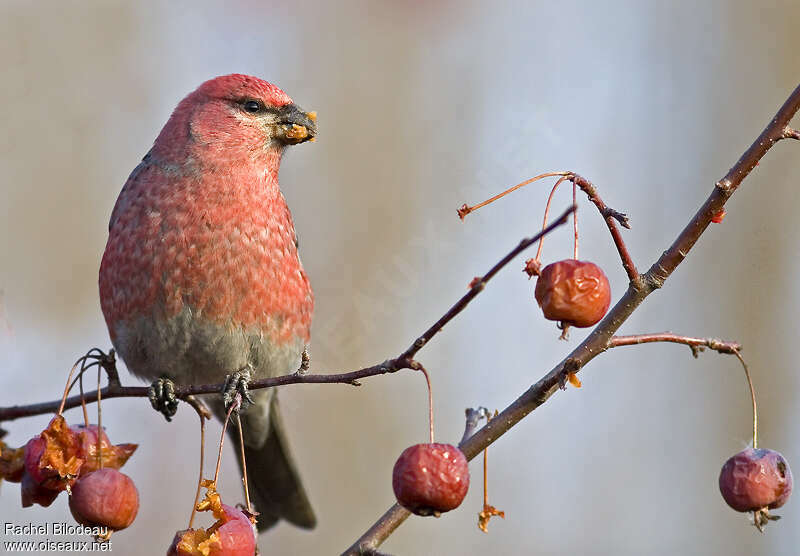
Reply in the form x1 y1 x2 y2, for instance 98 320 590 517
98 74 318 531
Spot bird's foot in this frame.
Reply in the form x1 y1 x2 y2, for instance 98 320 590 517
222 367 255 412
148 377 179 421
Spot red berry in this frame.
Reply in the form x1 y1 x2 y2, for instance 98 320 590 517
534 259 611 328
20 472 60 508
69 468 139 531
74 424 137 475
23 437 56 486
23 416 84 492
208 505 257 555
167 504 256 556
719 448 793 512
392 443 469 516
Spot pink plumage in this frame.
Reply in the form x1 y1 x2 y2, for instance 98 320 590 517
99 74 318 530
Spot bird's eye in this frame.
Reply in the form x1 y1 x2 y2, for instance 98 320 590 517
243 100 264 113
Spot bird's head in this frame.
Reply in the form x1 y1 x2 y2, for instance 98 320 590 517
154 74 317 164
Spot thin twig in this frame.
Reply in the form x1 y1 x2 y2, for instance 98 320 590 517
570 174 638 283
609 333 742 357
782 126 800 140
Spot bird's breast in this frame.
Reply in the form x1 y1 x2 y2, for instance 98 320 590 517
99 164 313 350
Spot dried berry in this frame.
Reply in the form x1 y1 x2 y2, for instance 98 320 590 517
392 443 470 516
534 259 611 328
21 472 60 508
74 424 137 475
0 440 25 483
719 448 793 512
69 468 139 531
167 485 257 556
208 505 257 556
24 416 83 490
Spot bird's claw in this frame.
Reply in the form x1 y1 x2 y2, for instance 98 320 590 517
223 367 255 412
149 377 179 421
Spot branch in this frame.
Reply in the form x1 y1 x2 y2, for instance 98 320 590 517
609 333 742 357
0 362 406 422
345 84 800 555
570 174 638 283
0 206 576 423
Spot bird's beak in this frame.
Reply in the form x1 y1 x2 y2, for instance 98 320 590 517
276 104 317 145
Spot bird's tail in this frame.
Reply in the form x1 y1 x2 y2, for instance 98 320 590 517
226 393 316 531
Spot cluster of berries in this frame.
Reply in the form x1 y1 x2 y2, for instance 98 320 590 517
1 414 139 538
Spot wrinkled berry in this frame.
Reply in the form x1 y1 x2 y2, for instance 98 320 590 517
74 424 137 475
534 259 611 328
719 448 792 512
392 443 469 516
20 472 60 508
167 504 256 556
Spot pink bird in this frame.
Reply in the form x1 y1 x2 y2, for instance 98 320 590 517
99 74 317 530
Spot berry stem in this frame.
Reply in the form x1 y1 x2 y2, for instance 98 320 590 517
534 175 571 263
57 359 82 417
57 349 107 416
236 412 253 514
733 350 758 449
572 178 579 260
416 364 435 444
96 366 103 469
188 413 206 529
79 370 89 427
458 171 571 219
477 410 504 533
213 395 240 485
482 439 489 507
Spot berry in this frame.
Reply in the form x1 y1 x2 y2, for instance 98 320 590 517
23 416 83 491
534 259 611 328
74 424 137 475
167 504 256 556
20 472 60 508
719 448 792 512
23 437 56 487
69 468 139 531
392 443 469 516
208 505 257 556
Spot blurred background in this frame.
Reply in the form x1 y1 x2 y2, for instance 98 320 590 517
2 1 800 554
